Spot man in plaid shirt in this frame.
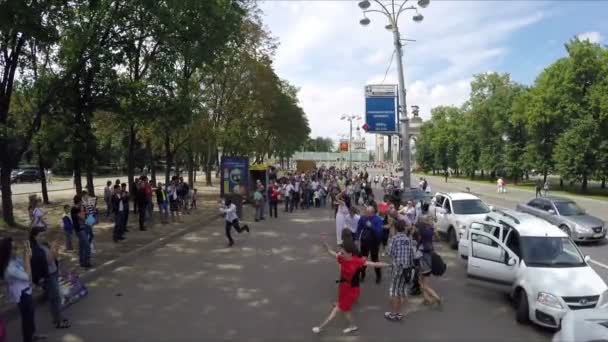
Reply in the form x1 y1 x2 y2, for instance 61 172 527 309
385 220 415 321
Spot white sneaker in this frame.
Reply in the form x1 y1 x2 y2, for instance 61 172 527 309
343 326 358 334
312 327 321 334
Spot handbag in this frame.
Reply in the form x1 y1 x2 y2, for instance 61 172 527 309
430 252 447 276
85 214 96 226
58 272 88 309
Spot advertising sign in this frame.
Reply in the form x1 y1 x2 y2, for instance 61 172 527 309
220 156 249 197
352 139 366 151
339 139 349 152
365 84 398 134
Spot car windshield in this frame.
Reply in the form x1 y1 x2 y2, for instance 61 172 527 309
553 201 585 216
521 237 585 267
452 199 490 215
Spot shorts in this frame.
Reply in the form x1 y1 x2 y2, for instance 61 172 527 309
419 252 432 275
389 266 411 297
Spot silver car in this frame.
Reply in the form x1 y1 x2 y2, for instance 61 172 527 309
516 197 606 242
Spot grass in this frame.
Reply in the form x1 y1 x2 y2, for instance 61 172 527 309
415 172 608 202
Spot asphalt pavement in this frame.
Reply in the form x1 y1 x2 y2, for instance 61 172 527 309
6 201 552 341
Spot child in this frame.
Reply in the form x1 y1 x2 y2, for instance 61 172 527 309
62 205 74 251
313 234 389 335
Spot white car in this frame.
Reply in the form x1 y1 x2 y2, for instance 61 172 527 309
463 209 608 328
429 192 491 249
552 308 608 341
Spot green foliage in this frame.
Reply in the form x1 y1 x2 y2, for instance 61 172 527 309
416 39 608 190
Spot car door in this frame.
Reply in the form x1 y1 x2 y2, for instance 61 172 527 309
431 194 445 225
467 226 519 286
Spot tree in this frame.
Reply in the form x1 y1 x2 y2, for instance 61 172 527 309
554 117 598 191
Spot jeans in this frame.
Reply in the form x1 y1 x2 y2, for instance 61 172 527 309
255 204 264 221
158 201 169 222
269 200 278 218
114 212 124 240
360 239 381 282
292 193 300 210
138 202 147 229
285 196 292 212
84 224 94 244
18 290 35 342
77 230 91 266
46 272 63 325
64 231 73 251
105 199 111 218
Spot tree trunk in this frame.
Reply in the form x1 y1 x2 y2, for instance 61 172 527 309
187 151 194 186
543 171 548 184
86 167 95 196
164 133 172 185
602 177 606 189
205 144 213 186
38 152 49 204
559 178 564 189
127 123 136 194
74 159 83 195
0 166 15 226
581 174 588 192
151 158 157 185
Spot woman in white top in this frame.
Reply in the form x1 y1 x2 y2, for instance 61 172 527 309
219 198 250 247
0 237 44 342
334 193 352 245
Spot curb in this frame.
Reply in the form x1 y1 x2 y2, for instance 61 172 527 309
2 212 221 322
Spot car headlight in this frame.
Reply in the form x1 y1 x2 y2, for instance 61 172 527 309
598 289 608 308
575 224 592 234
537 292 563 309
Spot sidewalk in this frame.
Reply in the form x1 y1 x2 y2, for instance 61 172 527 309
417 173 608 222
0 183 221 318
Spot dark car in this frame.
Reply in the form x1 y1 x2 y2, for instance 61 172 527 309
11 169 41 183
400 188 433 207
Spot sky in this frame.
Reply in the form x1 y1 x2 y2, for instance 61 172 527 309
259 0 608 149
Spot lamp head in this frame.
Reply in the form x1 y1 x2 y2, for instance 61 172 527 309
413 13 424 22
360 17 371 26
358 0 371 10
417 0 430 8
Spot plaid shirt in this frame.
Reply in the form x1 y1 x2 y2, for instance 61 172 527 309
387 232 415 268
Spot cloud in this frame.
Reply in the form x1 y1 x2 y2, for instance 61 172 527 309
577 31 603 44
260 0 548 149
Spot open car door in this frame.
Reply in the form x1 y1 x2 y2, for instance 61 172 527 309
467 226 519 286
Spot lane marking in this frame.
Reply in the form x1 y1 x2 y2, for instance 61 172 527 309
590 259 608 270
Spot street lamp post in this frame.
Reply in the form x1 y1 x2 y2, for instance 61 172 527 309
341 115 359 170
358 0 429 189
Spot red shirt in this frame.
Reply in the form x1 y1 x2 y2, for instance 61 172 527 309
336 254 366 311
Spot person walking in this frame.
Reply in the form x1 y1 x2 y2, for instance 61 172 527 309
284 180 295 213
0 238 46 342
30 198 47 233
312 235 389 335
136 180 148 231
168 177 181 223
103 181 113 219
61 205 74 251
254 186 264 222
335 194 351 246
29 230 70 330
415 204 442 307
535 179 543 198
120 184 130 231
112 185 125 242
156 182 169 224
543 181 549 197
269 183 279 218
219 198 250 247
356 206 385 284
385 220 415 321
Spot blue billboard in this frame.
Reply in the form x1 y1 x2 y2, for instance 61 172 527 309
365 96 397 133
220 156 249 197
365 84 398 134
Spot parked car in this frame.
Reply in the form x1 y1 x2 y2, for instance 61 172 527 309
10 169 41 183
463 210 608 328
552 307 608 341
516 197 606 242
429 192 492 249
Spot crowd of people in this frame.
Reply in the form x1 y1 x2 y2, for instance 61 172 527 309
1 174 198 342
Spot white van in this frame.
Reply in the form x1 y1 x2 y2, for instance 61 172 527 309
461 209 608 328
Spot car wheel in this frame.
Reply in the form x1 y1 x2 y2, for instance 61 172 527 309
559 225 571 237
448 227 458 250
516 290 529 324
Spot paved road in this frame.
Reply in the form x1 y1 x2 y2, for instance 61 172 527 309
7 203 551 341
408 172 608 283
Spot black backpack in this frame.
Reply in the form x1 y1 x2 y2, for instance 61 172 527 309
431 252 447 276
